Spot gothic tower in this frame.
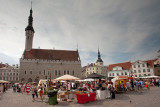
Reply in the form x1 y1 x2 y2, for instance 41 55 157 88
25 7 35 51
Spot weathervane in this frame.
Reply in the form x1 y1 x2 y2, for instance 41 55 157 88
31 0 32 9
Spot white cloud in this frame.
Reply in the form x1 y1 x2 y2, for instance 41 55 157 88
0 0 159 66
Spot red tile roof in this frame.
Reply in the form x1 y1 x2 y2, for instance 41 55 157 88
108 61 131 71
23 49 79 61
145 59 156 67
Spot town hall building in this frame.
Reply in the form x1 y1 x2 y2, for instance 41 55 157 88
19 8 81 83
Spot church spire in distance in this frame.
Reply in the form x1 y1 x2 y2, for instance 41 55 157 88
25 1 34 33
96 47 103 63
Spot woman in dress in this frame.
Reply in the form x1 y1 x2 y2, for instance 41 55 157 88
38 84 43 100
26 83 31 95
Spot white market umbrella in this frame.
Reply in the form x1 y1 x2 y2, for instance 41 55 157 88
54 74 80 81
147 76 159 78
0 80 10 83
76 80 84 82
83 78 94 82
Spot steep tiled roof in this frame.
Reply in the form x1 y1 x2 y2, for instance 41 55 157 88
108 61 131 71
23 49 79 61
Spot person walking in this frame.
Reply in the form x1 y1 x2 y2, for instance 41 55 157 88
121 81 125 93
38 84 43 101
26 83 31 95
134 80 137 91
34 85 38 98
146 80 150 91
156 78 159 87
137 80 142 93
21 83 24 94
12 83 16 92
31 84 37 102
152 79 155 86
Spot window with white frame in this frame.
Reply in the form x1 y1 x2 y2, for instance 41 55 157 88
142 64 145 67
112 73 114 76
138 70 141 73
143 69 146 72
121 72 123 75
117 73 119 76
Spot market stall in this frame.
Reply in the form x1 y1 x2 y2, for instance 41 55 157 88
54 74 80 101
112 76 128 93
87 73 107 100
76 92 96 104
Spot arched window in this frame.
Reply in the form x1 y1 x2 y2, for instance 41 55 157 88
55 70 57 76
59 70 60 75
44 70 45 75
67 70 69 74
64 70 66 75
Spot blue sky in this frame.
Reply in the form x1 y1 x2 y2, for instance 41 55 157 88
0 0 160 66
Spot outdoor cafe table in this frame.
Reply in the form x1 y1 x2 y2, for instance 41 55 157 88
76 92 96 104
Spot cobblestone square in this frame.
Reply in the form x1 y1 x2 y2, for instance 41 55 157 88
0 87 160 107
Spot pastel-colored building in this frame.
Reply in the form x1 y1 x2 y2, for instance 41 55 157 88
107 61 131 80
132 60 155 77
0 63 19 83
82 49 107 78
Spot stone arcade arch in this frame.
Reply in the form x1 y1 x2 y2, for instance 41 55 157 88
35 77 39 83
28 78 32 83
21 78 25 82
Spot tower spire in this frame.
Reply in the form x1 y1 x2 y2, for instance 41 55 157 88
25 1 34 33
96 47 103 63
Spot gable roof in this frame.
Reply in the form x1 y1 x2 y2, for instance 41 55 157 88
132 59 156 67
23 49 80 61
108 61 131 71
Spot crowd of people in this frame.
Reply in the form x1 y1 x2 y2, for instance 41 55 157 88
1 77 159 103
120 78 159 93
12 83 44 102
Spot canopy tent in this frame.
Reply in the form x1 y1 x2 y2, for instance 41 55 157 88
38 79 56 86
0 80 10 83
54 74 80 81
87 73 105 79
83 78 94 82
76 80 84 82
147 75 159 78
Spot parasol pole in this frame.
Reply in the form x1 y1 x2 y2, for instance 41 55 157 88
49 73 51 87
